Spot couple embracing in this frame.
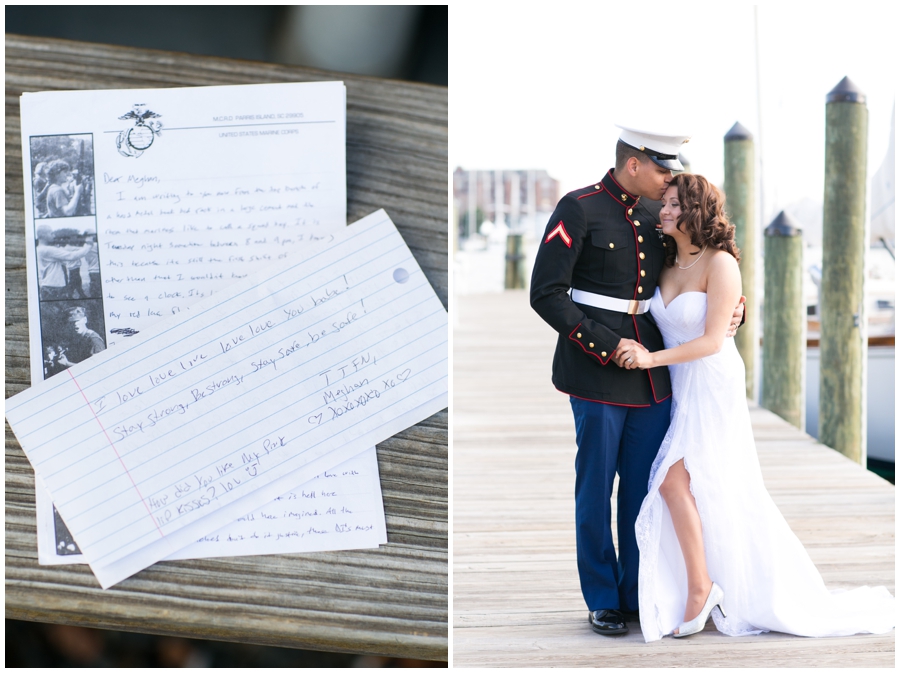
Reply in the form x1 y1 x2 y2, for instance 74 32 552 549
530 125 894 641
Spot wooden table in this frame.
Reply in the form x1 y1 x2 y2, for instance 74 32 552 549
5 34 447 661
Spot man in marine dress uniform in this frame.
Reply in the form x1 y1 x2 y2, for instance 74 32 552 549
530 125 744 636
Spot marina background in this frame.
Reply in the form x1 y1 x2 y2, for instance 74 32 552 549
450 5 895 480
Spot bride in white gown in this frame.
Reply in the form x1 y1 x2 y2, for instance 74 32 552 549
616 173 895 642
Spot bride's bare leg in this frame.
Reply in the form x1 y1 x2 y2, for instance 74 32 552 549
659 459 712 633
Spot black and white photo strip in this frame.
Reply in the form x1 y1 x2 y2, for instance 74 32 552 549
30 134 102 556
30 133 104 381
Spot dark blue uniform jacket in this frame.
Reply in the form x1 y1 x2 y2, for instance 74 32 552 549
530 169 673 406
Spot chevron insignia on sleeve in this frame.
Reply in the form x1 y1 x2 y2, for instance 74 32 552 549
545 221 572 247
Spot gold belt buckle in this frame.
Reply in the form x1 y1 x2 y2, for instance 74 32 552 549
627 300 640 315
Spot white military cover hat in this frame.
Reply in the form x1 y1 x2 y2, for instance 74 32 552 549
615 123 691 171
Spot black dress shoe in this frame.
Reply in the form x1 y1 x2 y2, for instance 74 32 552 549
588 609 628 635
621 609 640 622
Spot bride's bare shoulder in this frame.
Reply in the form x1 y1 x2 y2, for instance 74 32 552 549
707 249 739 274
701 250 740 292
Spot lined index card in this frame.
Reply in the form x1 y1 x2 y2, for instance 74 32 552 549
6 210 448 588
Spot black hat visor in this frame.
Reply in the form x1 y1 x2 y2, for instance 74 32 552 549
648 154 684 171
622 140 684 171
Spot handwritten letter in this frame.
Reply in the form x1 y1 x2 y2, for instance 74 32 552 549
6 211 448 588
20 81 347 349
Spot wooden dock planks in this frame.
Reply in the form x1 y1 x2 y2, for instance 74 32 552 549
453 290 894 667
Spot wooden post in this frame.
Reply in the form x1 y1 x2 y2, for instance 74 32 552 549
819 76 868 464
494 169 504 228
467 169 477 240
505 234 525 289
762 211 805 429
724 121 757 400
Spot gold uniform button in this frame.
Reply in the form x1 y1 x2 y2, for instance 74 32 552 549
634 220 641 226
609 242 615 249
627 208 633 216
638 235 644 243
589 343 594 348
639 252 645 260
663 242 667 247
595 184 601 190
576 332 582 338
621 194 628 201
601 351 608 357
641 269 646 277
638 286 643 293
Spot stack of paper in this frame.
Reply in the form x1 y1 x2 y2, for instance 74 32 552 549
7 81 447 588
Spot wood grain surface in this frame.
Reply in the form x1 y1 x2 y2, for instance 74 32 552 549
5 34 447 661
453 291 894 668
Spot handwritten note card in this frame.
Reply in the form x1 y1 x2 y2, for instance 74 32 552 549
7 210 448 588
35 445 387 563
165 447 386 560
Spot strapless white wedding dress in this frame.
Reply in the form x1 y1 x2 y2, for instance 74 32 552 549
635 288 895 642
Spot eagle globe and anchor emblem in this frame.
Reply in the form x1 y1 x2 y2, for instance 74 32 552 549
115 104 162 158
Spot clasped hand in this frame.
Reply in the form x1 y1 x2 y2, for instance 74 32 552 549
614 297 745 370
614 339 651 370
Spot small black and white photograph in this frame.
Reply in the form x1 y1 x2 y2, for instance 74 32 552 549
30 133 96 219
35 222 102 301
39 299 107 380
53 505 81 556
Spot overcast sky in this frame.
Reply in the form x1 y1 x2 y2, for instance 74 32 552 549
450 4 896 226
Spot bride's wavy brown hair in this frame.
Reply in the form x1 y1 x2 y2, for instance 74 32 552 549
662 173 741 267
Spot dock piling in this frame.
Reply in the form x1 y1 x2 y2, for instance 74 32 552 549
819 76 868 464
505 234 525 289
762 211 805 429
724 121 757 400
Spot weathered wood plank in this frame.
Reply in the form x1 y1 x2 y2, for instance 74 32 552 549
5 34 447 661
452 291 894 667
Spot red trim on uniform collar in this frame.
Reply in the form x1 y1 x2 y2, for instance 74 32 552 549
606 170 639 199
601 170 640 208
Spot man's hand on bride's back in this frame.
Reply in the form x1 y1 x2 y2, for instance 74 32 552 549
725 295 746 338
613 338 648 367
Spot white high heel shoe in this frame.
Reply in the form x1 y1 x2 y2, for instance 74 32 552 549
673 582 726 638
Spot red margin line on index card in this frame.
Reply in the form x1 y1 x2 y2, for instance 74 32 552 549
67 369 165 538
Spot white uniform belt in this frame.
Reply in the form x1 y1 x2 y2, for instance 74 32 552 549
571 288 650 315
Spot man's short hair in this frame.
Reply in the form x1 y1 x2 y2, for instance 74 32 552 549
615 140 651 171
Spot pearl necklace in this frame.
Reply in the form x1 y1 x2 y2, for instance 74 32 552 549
676 245 707 270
